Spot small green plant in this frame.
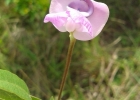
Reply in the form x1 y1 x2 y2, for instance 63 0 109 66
0 69 41 100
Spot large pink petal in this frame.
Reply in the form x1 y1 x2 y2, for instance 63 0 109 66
44 12 68 32
50 0 79 13
73 21 93 41
67 8 93 41
87 1 109 37
73 31 93 41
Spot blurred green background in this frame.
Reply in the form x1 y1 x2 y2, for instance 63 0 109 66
0 0 140 100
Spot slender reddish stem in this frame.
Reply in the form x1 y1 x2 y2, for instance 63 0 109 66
58 33 76 100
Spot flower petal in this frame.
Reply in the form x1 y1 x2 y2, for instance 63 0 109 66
50 0 79 13
65 18 76 32
73 20 93 41
67 8 93 41
78 0 94 17
87 1 109 37
44 12 68 32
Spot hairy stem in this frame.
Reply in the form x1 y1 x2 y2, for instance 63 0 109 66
58 33 76 100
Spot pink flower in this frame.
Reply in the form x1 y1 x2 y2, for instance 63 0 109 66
44 0 109 41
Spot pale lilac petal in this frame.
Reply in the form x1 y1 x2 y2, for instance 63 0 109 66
50 0 76 13
65 18 76 32
44 12 68 32
78 0 94 17
73 31 93 41
73 20 93 41
49 0 64 13
74 16 93 36
50 0 94 17
67 8 93 40
87 1 109 37
68 0 89 12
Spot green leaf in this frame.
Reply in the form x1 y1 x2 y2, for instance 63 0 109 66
31 95 41 100
0 89 25 100
0 69 31 100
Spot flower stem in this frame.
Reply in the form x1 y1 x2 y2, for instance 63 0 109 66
58 33 76 100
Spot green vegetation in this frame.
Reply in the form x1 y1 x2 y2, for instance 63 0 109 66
0 0 140 100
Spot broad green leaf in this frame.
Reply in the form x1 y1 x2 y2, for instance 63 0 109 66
0 69 31 100
31 95 41 100
0 89 25 100
0 69 29 93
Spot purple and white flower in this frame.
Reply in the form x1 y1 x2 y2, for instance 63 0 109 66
44 0 109 41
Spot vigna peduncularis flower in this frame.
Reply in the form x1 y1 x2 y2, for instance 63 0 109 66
44 0 109 99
